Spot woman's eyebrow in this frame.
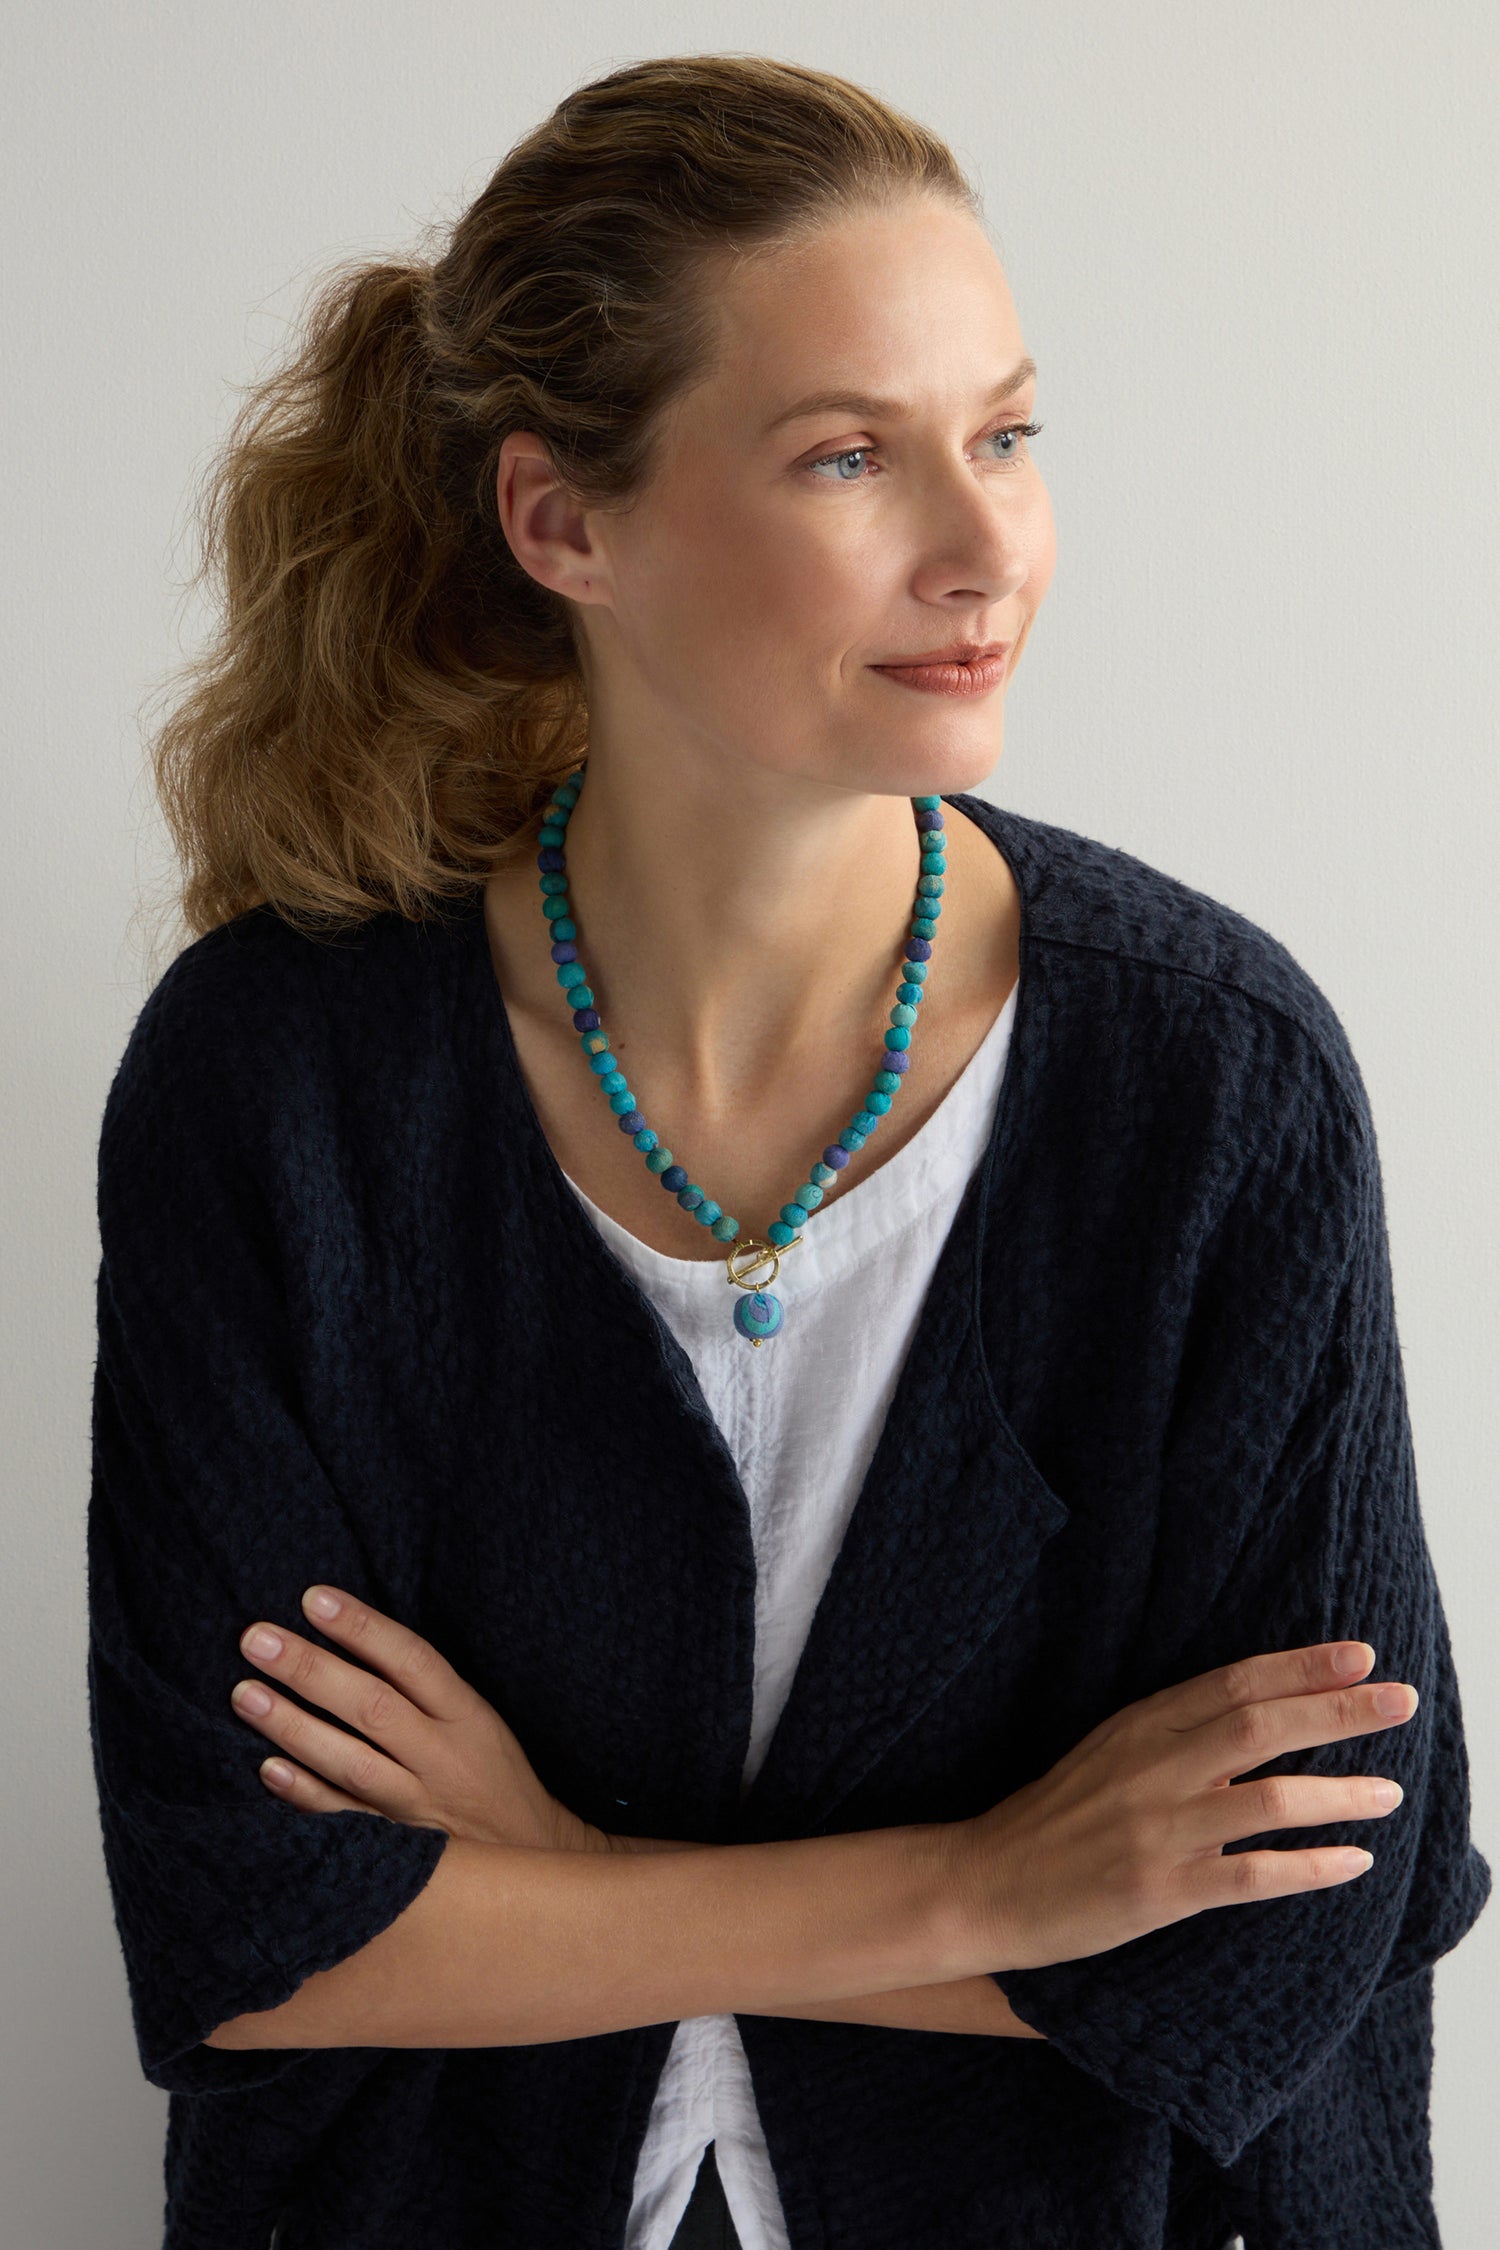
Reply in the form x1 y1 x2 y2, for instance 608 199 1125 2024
762 355 1038 434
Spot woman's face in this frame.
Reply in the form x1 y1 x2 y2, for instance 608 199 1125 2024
517 194 1055 804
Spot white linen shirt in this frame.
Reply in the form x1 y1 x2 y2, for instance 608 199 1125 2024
559 975 1020 2250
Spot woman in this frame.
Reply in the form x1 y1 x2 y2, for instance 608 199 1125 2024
89 54 1488 2250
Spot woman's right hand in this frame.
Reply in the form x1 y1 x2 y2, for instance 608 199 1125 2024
948 1640 1418 1973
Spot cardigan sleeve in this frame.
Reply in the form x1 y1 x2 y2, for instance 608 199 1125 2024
991 1044 1492 2169
86 952 450 2094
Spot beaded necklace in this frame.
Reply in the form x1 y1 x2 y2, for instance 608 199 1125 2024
534 762 947 1343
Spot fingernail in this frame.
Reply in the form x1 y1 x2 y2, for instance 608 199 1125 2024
242 1626 283 1660
1335 1643 1373 1674
1372 1781 1402 1808
232 1681 273 1715
1376 1685 1415 1717
261 1759 295 1788
304 1587 341 1619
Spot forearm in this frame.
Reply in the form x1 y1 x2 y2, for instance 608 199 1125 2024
610 1832 1045 2039
207 1819 965 2052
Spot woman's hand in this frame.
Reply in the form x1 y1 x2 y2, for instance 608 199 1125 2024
229 1584 614 1855
949 1639 1416 1974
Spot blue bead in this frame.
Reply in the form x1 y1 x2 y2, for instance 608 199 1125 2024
619 1110 646 1132
733 1289 783 1341
905 937 932 961
551 940 578 962
885 1050 911 1074
661 1164 688 1191
538 846 566 871
677 1185 705 1211
572 1007 600 1030
822 1143 850 1168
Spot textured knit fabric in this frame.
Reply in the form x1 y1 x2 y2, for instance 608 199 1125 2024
559 983 1019 2250
86 793 1492 2250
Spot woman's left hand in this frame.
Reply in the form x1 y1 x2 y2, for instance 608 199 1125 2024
228 1584 614 1855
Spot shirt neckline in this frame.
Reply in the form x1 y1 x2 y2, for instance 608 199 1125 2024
557 972 1019 1278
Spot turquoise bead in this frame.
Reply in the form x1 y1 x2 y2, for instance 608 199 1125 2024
865 1091 891 1115
677 1185 705 1211
873 1070 901 1094
885 1026 911 1050
794 1182 823 1210
811 1159 839 1185
911 918 937 940
543 895 570 921
558 962 586 990
581 1029 609 1055
632 1129 659 1152
917 874 945 897
609 1092 635 1115
913 794 941 809
646 1148 674 1173
896 982 923 1006
904 959 929 982
920 851 946 873
839 1127 867 1151
712 1213 739 1241
568 984 595 1008
600 1069 627 1092
538 828 566 851
852 1109 878 1135
539 872 568 895
588 1051 617 1076
767 1220 797 1247
552 919 577 940
891 1003 916 1027
696 1199 722 1226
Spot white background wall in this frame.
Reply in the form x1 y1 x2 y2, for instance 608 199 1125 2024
3 3 1495 2242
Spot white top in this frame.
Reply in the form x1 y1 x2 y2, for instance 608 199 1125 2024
559 974 1021 2250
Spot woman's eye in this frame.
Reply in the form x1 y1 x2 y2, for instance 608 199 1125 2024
803 421 1044 483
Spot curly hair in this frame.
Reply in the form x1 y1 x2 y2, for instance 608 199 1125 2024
139 54 979 951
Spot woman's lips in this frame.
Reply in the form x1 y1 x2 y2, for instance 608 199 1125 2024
869 652 1009 695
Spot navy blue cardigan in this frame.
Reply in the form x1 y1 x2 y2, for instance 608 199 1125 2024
88 793 1491 2249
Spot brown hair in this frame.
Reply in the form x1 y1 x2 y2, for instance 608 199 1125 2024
140 54 979 951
